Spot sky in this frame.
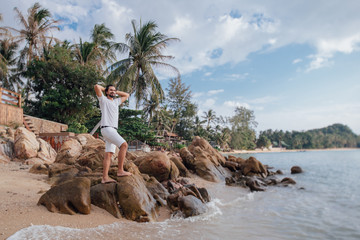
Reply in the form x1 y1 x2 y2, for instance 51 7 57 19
1 0 360 134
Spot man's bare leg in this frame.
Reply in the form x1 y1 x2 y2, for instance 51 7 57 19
102 152 116 183
117 142 132 177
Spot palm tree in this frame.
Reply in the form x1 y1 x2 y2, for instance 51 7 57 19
143 94 160 126
0 37 22 91
6 2 60 64
90 23 117 71
202 109 216 130
108 19 180 107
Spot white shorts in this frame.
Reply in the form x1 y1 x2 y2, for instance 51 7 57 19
101 127 126 153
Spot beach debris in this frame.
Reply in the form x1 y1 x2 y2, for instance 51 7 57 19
291 166 303 174
38 177 91 215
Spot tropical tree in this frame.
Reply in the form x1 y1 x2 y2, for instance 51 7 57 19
202 109 216 130
108 19 180 107
0 37 22 91
142 94 160 126
91 23 116 68
6 2 60 65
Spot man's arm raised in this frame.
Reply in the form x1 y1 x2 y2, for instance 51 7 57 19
94 84 105 97
116 90 130 103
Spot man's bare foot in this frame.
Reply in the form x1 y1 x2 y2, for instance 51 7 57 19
101 177 116 184
117 171 132 177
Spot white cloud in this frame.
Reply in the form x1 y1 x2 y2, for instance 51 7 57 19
224 101 250 109
292 58 302 64
208 89 224 95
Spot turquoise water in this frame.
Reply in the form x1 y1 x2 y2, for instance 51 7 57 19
9 150 360 240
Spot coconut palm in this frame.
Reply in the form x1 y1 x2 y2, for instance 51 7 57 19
202 109 216 130
108 19 180 107
142 94 160 126
0 37 22 91
6 2 60 64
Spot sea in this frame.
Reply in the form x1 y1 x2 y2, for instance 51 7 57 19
8 150 360 240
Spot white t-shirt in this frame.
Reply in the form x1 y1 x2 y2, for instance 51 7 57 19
97 94 123 128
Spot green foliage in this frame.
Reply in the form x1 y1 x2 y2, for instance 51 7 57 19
260 124 360 149
117 108 155 142
67 122 88 134
229 107 257 150
23 45 101 125
256 134 271 149
173 143 186 149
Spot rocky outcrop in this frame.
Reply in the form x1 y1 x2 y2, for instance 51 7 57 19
291 166 303 174
178 195 207 217
242 156 267 178
37 177 91 215
54 138 82 165
225 155 302 191
133 151 173 182
179 137 229 182
116 174 157 222
90 182 122 218
14 127 40 159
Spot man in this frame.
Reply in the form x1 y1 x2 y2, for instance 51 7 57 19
94 84 132 183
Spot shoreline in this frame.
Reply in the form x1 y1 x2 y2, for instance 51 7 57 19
220 147 360 155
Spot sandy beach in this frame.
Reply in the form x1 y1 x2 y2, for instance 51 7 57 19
0 161 129 239
220 147 359 155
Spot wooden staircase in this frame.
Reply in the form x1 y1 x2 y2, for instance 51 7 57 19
23 115 39 136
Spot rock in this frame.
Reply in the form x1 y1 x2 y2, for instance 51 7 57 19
0 141 14 161
178 195 207 218
183 137 229 182
179 147 196 171
116 174 157 222
126 151 138 161
242 156 267 178
38 177 91 215
169 156 190 177
169 161 180 180
197 187 211 202
25 157 50 165
291 166 303 174
76 134 95 146
0 143 11 163
14 127 39 159
133 151 172 182
90 182 121 218
224 161 239 172
246 177 266 192
76 139 107 170
144 176 169 205
276 169 284 175
281 177 296 185
55 138 82 165
48 163 79 178
29 163 48 174
37 138 57 163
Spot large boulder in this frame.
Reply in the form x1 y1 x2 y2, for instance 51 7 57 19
76 134 96 146
178 195 207 218
180 137 229 182
242 156 267 178
37 177 91 215
133 151 172 182
55 138 82 165
76 138 107 170
37 138 57 163
90 182 122 218
116 174 157 222
14 127 39 159
169 155 190 177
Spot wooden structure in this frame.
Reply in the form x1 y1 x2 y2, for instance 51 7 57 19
39 132 75 152
0 87 23 127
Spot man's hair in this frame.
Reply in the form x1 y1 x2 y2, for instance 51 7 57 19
105 85 115 97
